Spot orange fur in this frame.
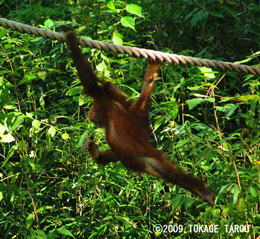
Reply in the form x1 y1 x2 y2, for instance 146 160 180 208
64 31 215 206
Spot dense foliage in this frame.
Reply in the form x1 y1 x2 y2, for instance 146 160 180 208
0 0 259 238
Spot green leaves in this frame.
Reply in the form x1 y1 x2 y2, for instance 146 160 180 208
66 86 82 96
107 1 118 12
57 227 75 239
0 131 15 143
103 2 143 36
112 32 123 45
186 98 205 110
48 126 56 137
121 16 135 31
126 4 143 17
185 9 209 28
32 119 41 129
120 4 143 31
1 0 260 238
186 97 215 110
44 19 54 29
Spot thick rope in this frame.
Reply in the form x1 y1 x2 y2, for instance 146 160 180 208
0 17 259 75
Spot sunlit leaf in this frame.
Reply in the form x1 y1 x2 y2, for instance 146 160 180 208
232 184 240 205
112 32 123 45
107 1 117 11
44 19 54 28
66 86 82 96
57 227 75 238
249 187 258 198
126 4 143 17
32 120 41 129
62 133 70 140
121 16 136 31
0 192 3 201
2 133 15 143
39 95 45 109
186 98 204 110
48 126 56 138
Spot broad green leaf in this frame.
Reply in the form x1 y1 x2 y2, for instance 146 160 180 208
96 61 107 72
225 105 238 117
107 1 116 11
58 190 63 199
191 10 208 28
79 95 88 106
18 73 37 85
62 133 70 140
0 124 5 136
37 71 47 80
37 206 53 213
237 198 246 212
186 98 204 110
198 66 215 78
32 120 41 129
66 86 82 96
3 104 17 110
2 133 15 143
205 97 215 103
39 95 45 109
26 213 35 229
48 126 56 138
121 16 136 31
232 184 240 205
112 32 123 45
44 19 54 28
10 114 25 131
217 184 230 197
218 141 230 151
176 139 190 148
187 85 203 91
4 44 12 50
0 28 7 38
77 130 89 148
215 104 238 118
126 4 143 17
249 187 258 198
0 192 3 201
57 227 75 238
153 117 164 132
